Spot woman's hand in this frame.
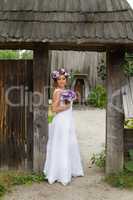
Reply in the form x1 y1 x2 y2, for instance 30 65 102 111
51 90 71 113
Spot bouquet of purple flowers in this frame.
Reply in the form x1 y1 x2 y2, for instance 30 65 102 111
60 89 76 104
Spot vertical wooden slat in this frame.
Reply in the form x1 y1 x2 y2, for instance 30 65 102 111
0 60 33 170
33 47 49 172
106 49 125 174
26 60 33 171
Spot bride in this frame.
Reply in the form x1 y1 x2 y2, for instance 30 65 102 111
43 68 84 186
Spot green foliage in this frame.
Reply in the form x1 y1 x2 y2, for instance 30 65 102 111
90 148 106 169
97 59 107 81
124 149 133 172
0 170 46 198
87 85 107 108
106 149 133 189
21 50 33 59
10 173 45 185
48 115 54 123
0 184 6 197
124 119 133 129
121 58 133 77
105 170 133 189
48 104 56 124
125 161 133 172
0 50 20 59
0 50 33 60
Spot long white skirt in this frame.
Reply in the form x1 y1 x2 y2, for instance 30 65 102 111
43 106 84 185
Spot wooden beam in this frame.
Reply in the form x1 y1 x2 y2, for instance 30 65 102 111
106 49 125 174
0 41 133 52
33 47 49 172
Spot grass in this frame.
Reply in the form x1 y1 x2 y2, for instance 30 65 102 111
90 148 133 189
105 170 133 189
0 170 46 198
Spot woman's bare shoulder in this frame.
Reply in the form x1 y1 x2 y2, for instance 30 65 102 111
53 88 62 95
52 88 62 98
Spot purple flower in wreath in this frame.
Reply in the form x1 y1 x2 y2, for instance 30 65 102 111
51 68 70 80
59 68 65 74
51 70 60 80
60 89 76 102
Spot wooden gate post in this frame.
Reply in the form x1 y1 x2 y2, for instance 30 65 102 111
33 47 49 172
106 49 125 174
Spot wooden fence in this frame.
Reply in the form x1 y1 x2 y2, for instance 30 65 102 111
0 60 33 171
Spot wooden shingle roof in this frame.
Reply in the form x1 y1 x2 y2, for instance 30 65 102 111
0 0 133 46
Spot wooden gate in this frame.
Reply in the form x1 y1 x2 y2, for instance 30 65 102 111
0 60 33 171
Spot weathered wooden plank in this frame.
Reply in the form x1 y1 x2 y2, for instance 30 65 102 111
0 11 133 23
25 60 33 171
3 11 132 22
33 47 49 172
106 49 125 174
0 0 130 12
0 60 33 170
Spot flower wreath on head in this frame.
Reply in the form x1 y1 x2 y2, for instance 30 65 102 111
51 68 76 103
51 68 70 80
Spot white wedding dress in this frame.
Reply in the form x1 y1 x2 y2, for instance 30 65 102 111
43 89 84 185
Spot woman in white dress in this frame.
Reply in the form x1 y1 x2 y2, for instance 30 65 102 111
43 68 84 186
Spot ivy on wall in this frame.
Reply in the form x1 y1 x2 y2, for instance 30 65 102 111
121 53 133 77
97 59 107 81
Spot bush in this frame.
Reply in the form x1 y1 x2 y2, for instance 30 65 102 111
124 149 133 172
97 59 107 81
0 183 6 197
90 148 106 169
105 170 133 189
105 149 133 189
87 85 107 108
121 58 133 77
0 50 19 59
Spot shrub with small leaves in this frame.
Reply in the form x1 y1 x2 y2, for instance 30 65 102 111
97 59 107 81
0 183 6 197
90 149 106 169
121 59 133 77
87 85 107 108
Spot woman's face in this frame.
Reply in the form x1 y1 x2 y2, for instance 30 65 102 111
56 74 67 88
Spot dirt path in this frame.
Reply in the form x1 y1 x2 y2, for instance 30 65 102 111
3 108 133 200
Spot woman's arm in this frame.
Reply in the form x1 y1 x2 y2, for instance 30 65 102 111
51 90 71 113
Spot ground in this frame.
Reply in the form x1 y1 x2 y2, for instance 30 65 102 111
3 107 133 200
